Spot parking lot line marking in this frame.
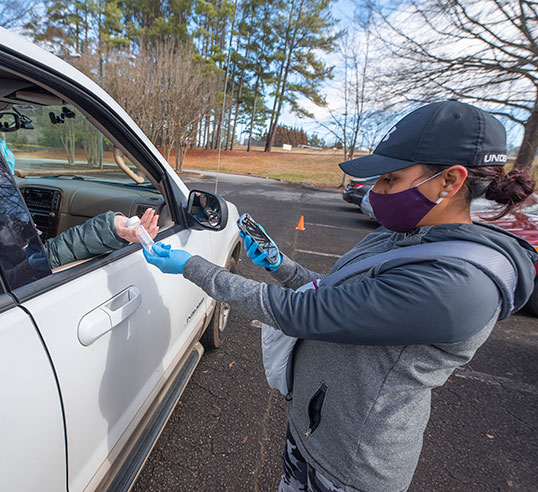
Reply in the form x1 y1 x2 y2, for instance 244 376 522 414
453 367 538 395
295 249 341 258
308 222 351 230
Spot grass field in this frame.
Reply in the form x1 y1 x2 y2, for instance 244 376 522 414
175 147 366 188
174 147 538 188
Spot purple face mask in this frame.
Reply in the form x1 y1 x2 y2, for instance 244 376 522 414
369 171 445 233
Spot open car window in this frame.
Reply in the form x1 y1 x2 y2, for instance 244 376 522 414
2 102 173 274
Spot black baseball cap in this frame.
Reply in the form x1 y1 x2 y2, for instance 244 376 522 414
339 100 507 178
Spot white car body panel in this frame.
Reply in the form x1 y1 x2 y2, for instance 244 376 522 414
0 26 243 492
0 307 66 492
21 230 211 492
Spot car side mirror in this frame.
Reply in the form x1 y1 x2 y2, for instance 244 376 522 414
0 112 20 132
186 190 228 231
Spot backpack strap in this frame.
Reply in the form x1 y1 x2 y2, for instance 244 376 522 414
320 241 517 319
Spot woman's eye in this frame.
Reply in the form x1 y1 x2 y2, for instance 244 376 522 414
384 177 396 183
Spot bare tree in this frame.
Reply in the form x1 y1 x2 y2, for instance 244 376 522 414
58 118 77 165
363 0 538 170
318 27 377 186
166 57 220 171
103 41 219 170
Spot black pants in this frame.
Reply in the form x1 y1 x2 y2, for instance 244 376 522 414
279 427 344 492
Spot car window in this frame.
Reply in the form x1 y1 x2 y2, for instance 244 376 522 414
2 103 174 274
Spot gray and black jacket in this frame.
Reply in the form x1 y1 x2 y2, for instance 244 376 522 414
43 211 127 268
183 222 537 492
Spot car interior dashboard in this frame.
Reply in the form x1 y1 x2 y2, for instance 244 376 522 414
15 176 171 241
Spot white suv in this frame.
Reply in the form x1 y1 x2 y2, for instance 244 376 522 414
0 27 241 492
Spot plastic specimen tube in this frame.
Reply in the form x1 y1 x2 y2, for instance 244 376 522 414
125 215 155 254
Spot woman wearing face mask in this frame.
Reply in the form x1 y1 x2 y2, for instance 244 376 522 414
144 100 537 492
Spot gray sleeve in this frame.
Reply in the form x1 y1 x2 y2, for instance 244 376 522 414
184 255 501 346
267 258 502 345
43 211 127 268
269 253 326 289
183 255 279 326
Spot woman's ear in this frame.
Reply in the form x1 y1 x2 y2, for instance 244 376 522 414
443 165 468 198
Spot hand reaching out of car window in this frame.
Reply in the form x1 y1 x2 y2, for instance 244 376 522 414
115 208 159 243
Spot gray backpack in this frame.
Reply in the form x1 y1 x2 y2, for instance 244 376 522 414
261 240 517 397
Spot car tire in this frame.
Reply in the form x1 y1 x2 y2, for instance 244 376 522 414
201 256 238 349
524 278 538 317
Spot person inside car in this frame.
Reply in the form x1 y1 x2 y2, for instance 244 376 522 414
143 100 537 492
43 207 159 269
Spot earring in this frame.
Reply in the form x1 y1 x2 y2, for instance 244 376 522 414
440 191 448 197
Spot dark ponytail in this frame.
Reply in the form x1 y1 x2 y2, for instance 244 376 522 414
424 164 535 219
467 166 535 219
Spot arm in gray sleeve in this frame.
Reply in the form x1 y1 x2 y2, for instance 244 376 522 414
43 211 127 268
183 255 279 326
267 258 502 345
269 253 326 289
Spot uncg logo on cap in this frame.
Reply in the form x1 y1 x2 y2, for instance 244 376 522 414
483 154 507 163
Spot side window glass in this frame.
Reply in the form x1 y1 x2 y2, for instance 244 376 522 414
5 104 175 272
0 157 51 290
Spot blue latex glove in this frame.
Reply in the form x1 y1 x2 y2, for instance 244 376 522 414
240 231 282 271
143 242 192 274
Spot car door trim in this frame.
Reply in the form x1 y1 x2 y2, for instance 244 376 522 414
11 226 181 304
0 293 16 314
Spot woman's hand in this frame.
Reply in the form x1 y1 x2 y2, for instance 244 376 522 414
143 242 192 274
241 231 282 271
115 208 159 243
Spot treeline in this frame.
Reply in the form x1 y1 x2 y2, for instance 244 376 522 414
269 125 308 147
20 0 339 169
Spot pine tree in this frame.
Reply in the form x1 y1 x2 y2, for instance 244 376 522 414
264 0 340 152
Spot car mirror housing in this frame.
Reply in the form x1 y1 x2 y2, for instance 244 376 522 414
186 190 228 231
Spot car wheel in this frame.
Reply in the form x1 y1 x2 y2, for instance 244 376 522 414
524 278 538 317
201 256 238 349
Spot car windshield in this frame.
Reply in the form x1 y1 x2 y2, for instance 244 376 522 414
4 104 154 189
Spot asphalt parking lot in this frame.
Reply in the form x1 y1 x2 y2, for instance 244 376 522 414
133 172 538 492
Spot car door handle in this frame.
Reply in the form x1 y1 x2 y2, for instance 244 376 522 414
101 286 142 328
78 286 142 346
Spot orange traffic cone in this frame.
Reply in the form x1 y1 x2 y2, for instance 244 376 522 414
296 215 305 231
